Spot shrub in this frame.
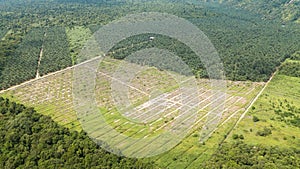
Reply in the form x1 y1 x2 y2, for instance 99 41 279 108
233 134 239 140
253 116 260 122
256 127 272 137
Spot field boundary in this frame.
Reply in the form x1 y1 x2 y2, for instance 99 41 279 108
0 55 103 95
233 69 278 128
213 67 279 148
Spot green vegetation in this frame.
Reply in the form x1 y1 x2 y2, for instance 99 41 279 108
88 24 102 34
0 57 264 168
0 28 7 40
196 57 300 167
1 69 81 131
39 27 72 76
253 115 260 122
216 59 300 167
203 141 300 168
0 28 44 89
66 26 93 64
279 59 300 77
291 51 300 60
256 127 272 137
0 30 22 90
0 0 299 90
109 33 204 77
0 0 300 168
223 0 300 23
0 97 154 168
0 27 72 88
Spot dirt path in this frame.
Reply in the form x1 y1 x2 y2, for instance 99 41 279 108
0 55 103 94
0 39 151 94
35 32 47 79
36 46 43 78
207 68 279 147
197 74 273 143
233 69 278 128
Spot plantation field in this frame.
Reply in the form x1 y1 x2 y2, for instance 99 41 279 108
0 1 299 168
39 27 72 76
0 67 81 131
228 59 300 149
0 28 8 40
0 56 264 168
0 28 44 89
1 1 299 91
0 27 72 89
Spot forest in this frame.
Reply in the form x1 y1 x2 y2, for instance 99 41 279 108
0 97 154 168
0 0 299 89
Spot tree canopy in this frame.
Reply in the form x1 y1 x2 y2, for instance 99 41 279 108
0 97 154 169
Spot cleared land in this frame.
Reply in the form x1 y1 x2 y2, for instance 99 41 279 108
0 57 264 168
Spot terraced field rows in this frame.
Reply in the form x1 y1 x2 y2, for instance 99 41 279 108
0 55 264 168
150 80 262 168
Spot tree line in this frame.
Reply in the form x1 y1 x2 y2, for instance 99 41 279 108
0 97 154 168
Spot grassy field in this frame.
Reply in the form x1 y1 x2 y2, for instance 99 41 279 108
227 59 300 149
66 26 93 65
0 57 264 168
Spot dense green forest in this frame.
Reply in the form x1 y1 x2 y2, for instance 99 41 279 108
0 97 154 168
0 0 299 89
279 61 300 77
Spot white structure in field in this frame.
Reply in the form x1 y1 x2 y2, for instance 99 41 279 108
149 36 155 41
